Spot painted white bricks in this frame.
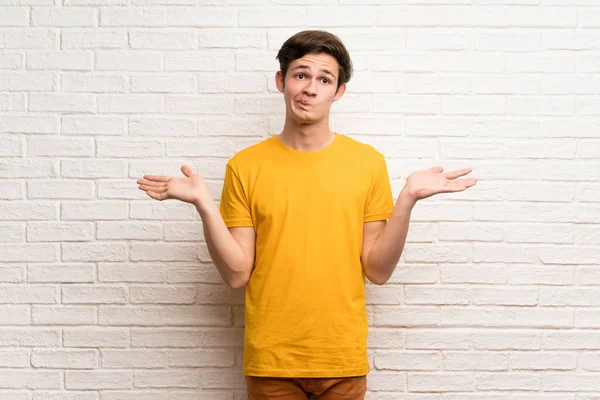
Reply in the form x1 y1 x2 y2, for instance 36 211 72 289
1 1 599 398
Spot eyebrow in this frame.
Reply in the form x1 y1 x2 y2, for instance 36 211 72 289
291 65 336 79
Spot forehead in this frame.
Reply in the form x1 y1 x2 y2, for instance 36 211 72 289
288 53 339 75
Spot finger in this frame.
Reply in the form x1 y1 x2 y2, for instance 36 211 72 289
139 184 167 193
137 179 167 187
428 166 444 173
446 178 477 191
181 165 195 177
444 168 472 180
142 174 170 183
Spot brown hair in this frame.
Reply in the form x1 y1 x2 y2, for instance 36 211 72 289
276 30 353 91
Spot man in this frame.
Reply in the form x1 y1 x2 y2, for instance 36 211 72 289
137 30 476 400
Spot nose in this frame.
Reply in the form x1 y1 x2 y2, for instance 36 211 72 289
303 78 318 96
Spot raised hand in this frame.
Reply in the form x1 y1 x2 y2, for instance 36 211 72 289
401 166 477 203
136 165 210 206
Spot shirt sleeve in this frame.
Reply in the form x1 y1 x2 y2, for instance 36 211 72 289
364 154 394 222
219 163 253 228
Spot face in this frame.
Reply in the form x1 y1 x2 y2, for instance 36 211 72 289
275 52 346 125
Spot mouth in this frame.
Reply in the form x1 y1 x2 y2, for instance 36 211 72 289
296 100 311 108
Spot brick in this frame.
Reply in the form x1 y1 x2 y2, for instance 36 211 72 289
129 117 196 136
65 371 132 390
62 73 127 92
164 52 233 72
61 201 128 220
0 51 22 68
0 115 59 134
97 222 162 240
99 262 166 283
62 242 128 262
133 370 199 388
0 28 57 49
130 242 198 262
27 137 94 157
0 328 60 347
27 222 94 242
62 29 128 49
101 349 168 368
0 263 25 283
131 75 196 93
167 7 237 28
62 116 126 136
61 159 127 178
31 349 98 369
62 285 128 304
97 139 163 157
27 180 95 200
98 94 163 113
0 71 56 91
130 30 195 49
0 181 23 199
0 371 61 389
444 352 508 371
63 327 129 348
0 201 57 220
99 305 230 326
0 7 28 26
29 93 96 113
377 7 443 27
130 285 196 304
32 306 97 325
96 51 161 71
27 51 94 71
28 264 96 283
0 305 30 325
0 349 29 367
163 222 203 242
0 135 22 156
199 29 265 49
131 328 199 348
0 244 57 262
165 137 256 157
0 285 59 304
32 8 98 27
100 7 166 26
407 372 474 392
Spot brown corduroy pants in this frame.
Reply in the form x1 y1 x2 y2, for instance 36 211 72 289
245 375 367 400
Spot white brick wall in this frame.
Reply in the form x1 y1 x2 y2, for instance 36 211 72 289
0 1 599 398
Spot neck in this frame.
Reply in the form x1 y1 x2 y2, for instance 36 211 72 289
278 118 334 152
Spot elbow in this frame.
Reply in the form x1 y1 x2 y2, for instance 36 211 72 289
368 275 388 286
365 268 389 286
226 269 251 290
228 278 248 290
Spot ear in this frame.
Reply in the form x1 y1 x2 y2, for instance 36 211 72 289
275 71 285 93
333 82 346 102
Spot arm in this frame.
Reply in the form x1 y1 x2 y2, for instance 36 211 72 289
361 191 414 285
199 199 255 290
362 166 477 285
137 165 255 290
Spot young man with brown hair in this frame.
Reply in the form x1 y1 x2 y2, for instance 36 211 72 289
137 30 476 400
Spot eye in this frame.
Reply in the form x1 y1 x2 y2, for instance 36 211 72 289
296 73 305 79
321 78 330 84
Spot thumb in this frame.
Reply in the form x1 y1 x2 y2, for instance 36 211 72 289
181 165 195 177
428 166 444 173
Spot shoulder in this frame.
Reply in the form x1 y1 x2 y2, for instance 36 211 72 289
336 133 386 163
227 136 276 171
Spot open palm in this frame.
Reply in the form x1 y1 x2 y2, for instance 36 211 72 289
403 166 477 202
136 165 209 205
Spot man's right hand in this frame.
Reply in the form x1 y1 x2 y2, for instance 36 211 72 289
137 165 210 207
